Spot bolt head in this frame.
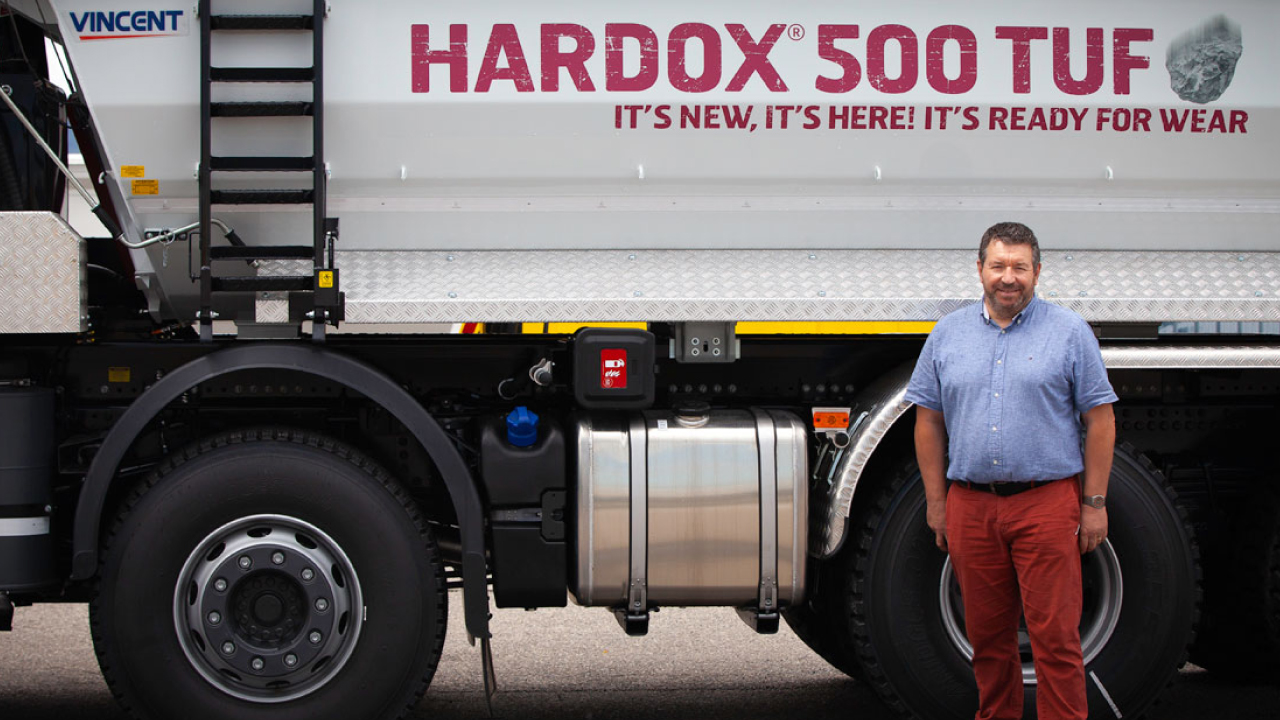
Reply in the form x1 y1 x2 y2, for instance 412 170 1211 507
271 552 285 565
238 556 252 570
309 631 323 645
221 642 235 655
208 611 222 625
214 578 228 592
315 598 329 612
251 657 265 671
284 654 299 668
301 568 315 581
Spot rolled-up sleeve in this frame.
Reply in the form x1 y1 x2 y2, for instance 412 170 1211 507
905 330 943 412
1071 321 1119 414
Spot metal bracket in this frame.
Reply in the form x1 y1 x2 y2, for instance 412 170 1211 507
615 577 650 636
670 322 738 363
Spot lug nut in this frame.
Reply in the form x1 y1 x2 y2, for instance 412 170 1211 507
207 611 222 625
221 642 235 655
315 598 329 612
301 568 315 581
251 657 265 671
309 631 323 645
214 578 228 592
238 556 252 570
271 551 285 565
284 653 299 668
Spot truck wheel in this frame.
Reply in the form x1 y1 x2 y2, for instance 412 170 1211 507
848 444 1199 720
91 429 447 720
783 560 863 679
1191 485 1280 682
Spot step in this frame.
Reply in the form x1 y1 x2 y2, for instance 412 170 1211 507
211 101 314 117
210 189 315 205
210 156 316 172
210 245 315 261
211 14 315 31
210 67 315 83
211 276 312 293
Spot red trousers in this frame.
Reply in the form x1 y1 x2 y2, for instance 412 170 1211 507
946 477 1086 720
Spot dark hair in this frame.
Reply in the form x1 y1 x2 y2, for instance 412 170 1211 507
979 222 1041 266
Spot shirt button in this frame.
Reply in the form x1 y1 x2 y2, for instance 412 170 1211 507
994 392 1000 397
992 425 998 431
997 359 1003 365
993 459 1000 465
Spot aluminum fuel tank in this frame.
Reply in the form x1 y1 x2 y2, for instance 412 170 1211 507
574 407 806 608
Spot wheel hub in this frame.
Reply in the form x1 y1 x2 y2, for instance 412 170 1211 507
938 539 1124 684
174 515 362 702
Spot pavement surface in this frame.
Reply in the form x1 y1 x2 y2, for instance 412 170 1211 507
2 594 1278 720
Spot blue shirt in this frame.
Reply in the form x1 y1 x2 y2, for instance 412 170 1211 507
904 296 1117 484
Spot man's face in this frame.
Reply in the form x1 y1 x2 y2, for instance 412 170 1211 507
977 239 1041 319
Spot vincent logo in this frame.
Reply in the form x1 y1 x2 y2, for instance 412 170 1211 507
69 9 188 40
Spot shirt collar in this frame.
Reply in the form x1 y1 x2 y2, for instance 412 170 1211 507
981 295 1039 327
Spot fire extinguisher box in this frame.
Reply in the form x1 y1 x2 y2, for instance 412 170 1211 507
572 328 655 409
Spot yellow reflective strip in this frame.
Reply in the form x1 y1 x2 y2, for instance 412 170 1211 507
521 322 649 334
736 321 936 335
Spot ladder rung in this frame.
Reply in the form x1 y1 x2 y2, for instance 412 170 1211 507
211 156 316 172
211 246 315 260
211 189 315 205
211 15 315 31
211 67 315 83
211 276 313 293
211 102 314 117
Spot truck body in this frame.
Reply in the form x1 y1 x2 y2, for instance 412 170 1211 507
0 1 1277 719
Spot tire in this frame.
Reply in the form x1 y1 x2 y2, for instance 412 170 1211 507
783 558 863 680
1191 485 1280 682
91 429 447 720
848 445 1200 720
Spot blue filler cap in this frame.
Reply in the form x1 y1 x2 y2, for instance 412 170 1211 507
506 406 540 448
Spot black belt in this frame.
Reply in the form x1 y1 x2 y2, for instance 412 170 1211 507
951 478 1066 497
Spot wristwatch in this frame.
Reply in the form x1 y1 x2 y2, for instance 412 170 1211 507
1083 494 1107 509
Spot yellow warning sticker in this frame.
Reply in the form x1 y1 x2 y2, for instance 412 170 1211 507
318 271 334 289
120 165 146 178
131 179 159 195
108 367 132 383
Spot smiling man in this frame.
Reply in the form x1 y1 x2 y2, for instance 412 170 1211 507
904 222 1118 720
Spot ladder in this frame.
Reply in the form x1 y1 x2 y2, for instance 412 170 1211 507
197 0 342 341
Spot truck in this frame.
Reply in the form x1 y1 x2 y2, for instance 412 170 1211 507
0 1 1276 718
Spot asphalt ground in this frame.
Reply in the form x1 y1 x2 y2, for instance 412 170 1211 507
2 594 1278 720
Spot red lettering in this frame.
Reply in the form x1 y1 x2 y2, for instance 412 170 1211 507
1053 27 1103 95
990 106 1009 130
605 23 659 92
1190 108 1206 132
541 24 596 92
867 25 918 94
668 23 722 93
1112 28 1152 95
816 25 861 93
1160 109 1189 132
1133 108 1152 132
411 24 468 93
996 26 1048 94
926 25 977 94
869 105 888 129
1208 109 1227 133
803 106 821 129
725 24 788 91
962 106 980 130
1230 110 1248 134
475 24 533 92
654 105 672 129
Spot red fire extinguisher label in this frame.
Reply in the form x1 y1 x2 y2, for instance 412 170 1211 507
601 349 627 389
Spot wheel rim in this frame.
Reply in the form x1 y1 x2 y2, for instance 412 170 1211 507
938 539 1124 684
173 514 363 702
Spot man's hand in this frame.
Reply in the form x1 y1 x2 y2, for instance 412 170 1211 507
914 406 949 554
927 499 948 552
1079 505 1108 554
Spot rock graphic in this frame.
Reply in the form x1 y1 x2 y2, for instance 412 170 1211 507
1166 16 1243 104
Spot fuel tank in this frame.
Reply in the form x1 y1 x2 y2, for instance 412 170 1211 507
574 406 807 608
